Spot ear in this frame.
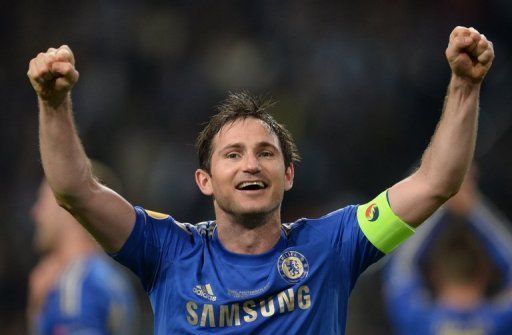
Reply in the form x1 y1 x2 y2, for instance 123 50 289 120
195 169 213 196
284 163 295 191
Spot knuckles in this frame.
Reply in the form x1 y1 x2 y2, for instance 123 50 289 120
446 26 494 81
28 45 78 95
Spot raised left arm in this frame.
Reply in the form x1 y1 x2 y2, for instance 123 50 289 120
388 26 494 227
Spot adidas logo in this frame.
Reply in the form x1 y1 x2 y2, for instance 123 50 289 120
193 284 217 301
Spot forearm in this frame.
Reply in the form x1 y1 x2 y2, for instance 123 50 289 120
39 94 97 204
30 46 136 252
387 27 493 226
416 75 480 198
389 77 481 226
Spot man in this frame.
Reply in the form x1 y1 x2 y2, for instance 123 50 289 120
27 165 138 335
384 167 512 335
27 26 494 334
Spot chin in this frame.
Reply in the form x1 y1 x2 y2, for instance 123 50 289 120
34 232 55 253
234 204 280 227
35 240 51 254
236 201 276 215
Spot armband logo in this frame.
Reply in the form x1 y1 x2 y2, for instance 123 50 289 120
365 203 379 222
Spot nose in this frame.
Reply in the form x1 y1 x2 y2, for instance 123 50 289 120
242 153 261 174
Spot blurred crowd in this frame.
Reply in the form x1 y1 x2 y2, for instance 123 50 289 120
1 0 511 334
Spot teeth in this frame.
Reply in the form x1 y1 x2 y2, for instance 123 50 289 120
237 181 266 190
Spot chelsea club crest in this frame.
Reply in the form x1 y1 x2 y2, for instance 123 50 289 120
277 251 309 283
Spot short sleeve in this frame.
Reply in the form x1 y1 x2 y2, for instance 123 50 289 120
310 192 414 290
110 206 191 293
334 205 386 290
309 205 385 290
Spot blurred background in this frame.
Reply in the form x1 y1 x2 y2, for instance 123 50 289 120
1 0 511 334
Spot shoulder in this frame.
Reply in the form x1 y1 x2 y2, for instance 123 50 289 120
194 220 216 238
57 257 90 288
283 205 358 234
134 206 211 238
51 255 137 319
51 258 95 316
57 256 130 301
85 256 133 291
56 257 115 298
282 205 360 247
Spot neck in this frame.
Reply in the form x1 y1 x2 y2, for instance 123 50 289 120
437 282 484 310
53 229 100 263
215 207 282 255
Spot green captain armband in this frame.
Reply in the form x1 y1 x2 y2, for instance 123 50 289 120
356 190 415 254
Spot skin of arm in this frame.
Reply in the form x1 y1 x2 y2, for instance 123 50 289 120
388 26 495 227
28 46 135 253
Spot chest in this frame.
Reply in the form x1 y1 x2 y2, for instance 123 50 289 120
150 241 349 332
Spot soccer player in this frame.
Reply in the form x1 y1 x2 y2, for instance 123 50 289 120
384 168 512 335
27 26 494 334
27 164 138 335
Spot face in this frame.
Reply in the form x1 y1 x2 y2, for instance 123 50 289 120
31 181 66 252
195 118 294 225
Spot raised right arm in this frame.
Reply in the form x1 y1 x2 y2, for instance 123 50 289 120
28 45 135 253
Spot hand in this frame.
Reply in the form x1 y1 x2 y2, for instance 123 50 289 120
27 45 79 107
445 26 494 84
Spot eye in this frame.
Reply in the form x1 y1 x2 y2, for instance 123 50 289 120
259 151 274 158
226 152 241 159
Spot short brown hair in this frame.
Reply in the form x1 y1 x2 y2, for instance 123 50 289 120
196 92 300 172
427 218 492 286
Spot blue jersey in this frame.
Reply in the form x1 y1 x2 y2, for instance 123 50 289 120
111 201 402 334
35 255 137 335
384 201 512 335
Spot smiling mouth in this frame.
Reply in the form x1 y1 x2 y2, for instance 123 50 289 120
235 181 268 191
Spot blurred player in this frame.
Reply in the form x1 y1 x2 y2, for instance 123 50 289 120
384 167 512 335
27 26 494 334
27 163 138 335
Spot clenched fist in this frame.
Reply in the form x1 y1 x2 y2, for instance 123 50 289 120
27 45 79 107
446 26 494 84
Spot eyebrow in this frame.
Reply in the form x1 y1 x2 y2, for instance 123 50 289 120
218 141 279 153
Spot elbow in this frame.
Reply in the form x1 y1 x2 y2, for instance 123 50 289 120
436 187 460 203
427 180 462 204
415 174 462 206
55 192 79 212
53 178 101 212
435 171 465 201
